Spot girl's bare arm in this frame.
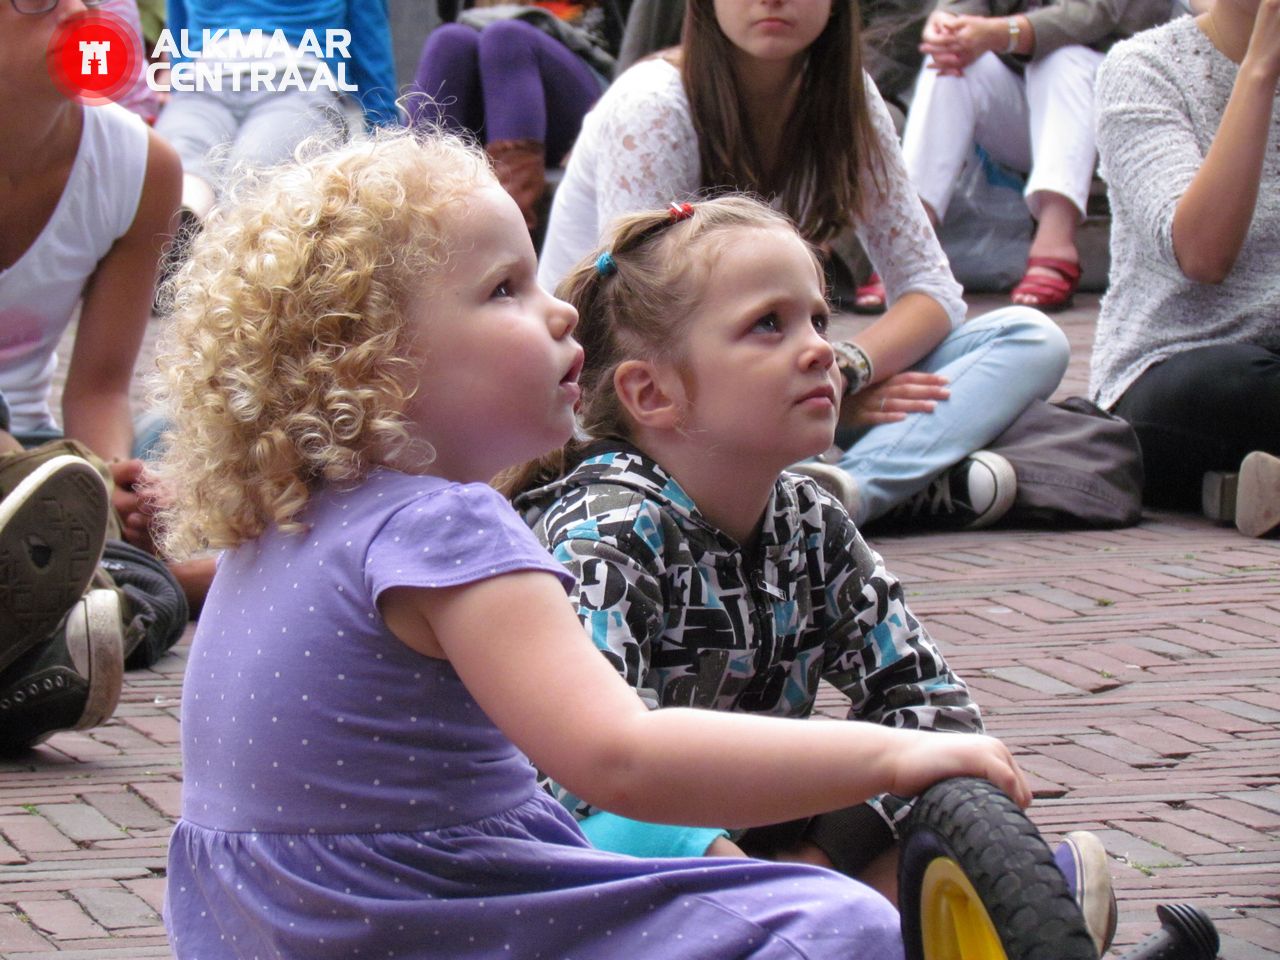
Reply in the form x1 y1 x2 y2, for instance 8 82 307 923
384 571 1030 828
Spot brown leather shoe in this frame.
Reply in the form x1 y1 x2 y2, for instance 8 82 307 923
1235 451 1280 538
487 138 547 233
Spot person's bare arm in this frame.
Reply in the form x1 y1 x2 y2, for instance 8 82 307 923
1171 3 1280 283
839 293 953 427
383 571 1031 829
62 127 181 461
63 128 180 541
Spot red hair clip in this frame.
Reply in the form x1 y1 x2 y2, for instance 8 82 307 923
668 202 694 222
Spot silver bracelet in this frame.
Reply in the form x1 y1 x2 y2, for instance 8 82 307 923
833 341 875 397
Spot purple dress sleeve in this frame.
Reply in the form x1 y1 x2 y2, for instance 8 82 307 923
364 482 574 602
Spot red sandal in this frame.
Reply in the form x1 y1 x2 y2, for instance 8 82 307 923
853 272 887 315
1011 256 1081 312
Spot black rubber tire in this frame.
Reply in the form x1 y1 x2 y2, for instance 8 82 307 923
899 777 1099 960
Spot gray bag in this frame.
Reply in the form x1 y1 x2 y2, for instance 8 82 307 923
988 397 1144 528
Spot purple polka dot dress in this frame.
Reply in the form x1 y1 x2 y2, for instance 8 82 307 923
166 470 902 959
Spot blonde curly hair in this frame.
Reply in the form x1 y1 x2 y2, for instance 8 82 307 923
151 127 493 559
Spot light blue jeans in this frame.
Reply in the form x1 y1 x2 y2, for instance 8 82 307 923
837 305 1069 525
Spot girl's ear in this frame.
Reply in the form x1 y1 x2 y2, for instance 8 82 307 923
614 359 684 430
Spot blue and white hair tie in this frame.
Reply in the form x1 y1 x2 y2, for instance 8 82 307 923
595 251 617 276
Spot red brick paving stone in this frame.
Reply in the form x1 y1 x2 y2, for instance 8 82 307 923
1190 797 1280 832
71 887 160 931
1039 741 1147 777
1071 733 1172 769
985 665 1083 695
0 906 54 953
1098 721 1203 758
80 794 170 835
1162 701 1273 735
119 781 182 822
34 806 122 845
121 877 166 916
1213 935 1280 960
1114 817 1240 857
0 816 80 855
16 898 107 941
989 591 1084 621
1021 655 1125 693
0 836 26 866
116 715 180 746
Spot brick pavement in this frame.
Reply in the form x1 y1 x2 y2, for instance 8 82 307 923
2 293 1277 958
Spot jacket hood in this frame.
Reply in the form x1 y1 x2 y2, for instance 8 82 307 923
516 440 714 534
515 440 815 563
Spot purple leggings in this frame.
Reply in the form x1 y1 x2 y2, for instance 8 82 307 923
411 20 603 165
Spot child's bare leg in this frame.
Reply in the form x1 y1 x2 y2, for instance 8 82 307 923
853 845 900 906
704 835 748 857
168 555 215 618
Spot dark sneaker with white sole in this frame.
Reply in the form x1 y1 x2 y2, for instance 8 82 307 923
0 588 125 754
873 450 1017 532
0 455 109 668
1054 830 1118 958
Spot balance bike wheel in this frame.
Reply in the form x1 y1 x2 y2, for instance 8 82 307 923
899 777 1098 960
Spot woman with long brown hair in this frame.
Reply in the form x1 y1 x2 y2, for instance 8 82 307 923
537 0 1070 532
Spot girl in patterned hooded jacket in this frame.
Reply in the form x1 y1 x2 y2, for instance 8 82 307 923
509 196 1115 954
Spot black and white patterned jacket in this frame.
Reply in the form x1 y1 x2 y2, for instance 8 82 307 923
517 443 983 834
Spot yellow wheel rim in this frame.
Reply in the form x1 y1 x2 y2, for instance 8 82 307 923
919 856 1010 960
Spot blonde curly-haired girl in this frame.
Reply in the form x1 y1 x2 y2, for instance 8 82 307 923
155 127 1027 960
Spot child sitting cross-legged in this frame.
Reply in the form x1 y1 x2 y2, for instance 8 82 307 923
508 196 1116 956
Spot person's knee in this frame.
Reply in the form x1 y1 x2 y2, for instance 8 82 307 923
421 22 479 63
1029 43 1103 79
974 305 1071 383
1132 344 1280 418
478 18 540 59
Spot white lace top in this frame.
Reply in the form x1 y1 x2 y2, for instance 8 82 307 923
537 57 966 328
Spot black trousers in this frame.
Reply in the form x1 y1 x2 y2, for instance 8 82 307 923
1112 343 1280 510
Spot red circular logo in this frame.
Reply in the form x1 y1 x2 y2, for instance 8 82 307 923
45 10 143 107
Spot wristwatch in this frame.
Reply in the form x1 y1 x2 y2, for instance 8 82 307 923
1004 17 1021 54
833 341 874 398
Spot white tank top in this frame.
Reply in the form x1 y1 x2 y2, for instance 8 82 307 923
0 103 148 433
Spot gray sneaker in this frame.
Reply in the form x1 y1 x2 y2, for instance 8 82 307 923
1054 830 1118 957
0 455 109 668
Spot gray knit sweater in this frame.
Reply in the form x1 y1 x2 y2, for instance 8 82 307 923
1089 16 1280 410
